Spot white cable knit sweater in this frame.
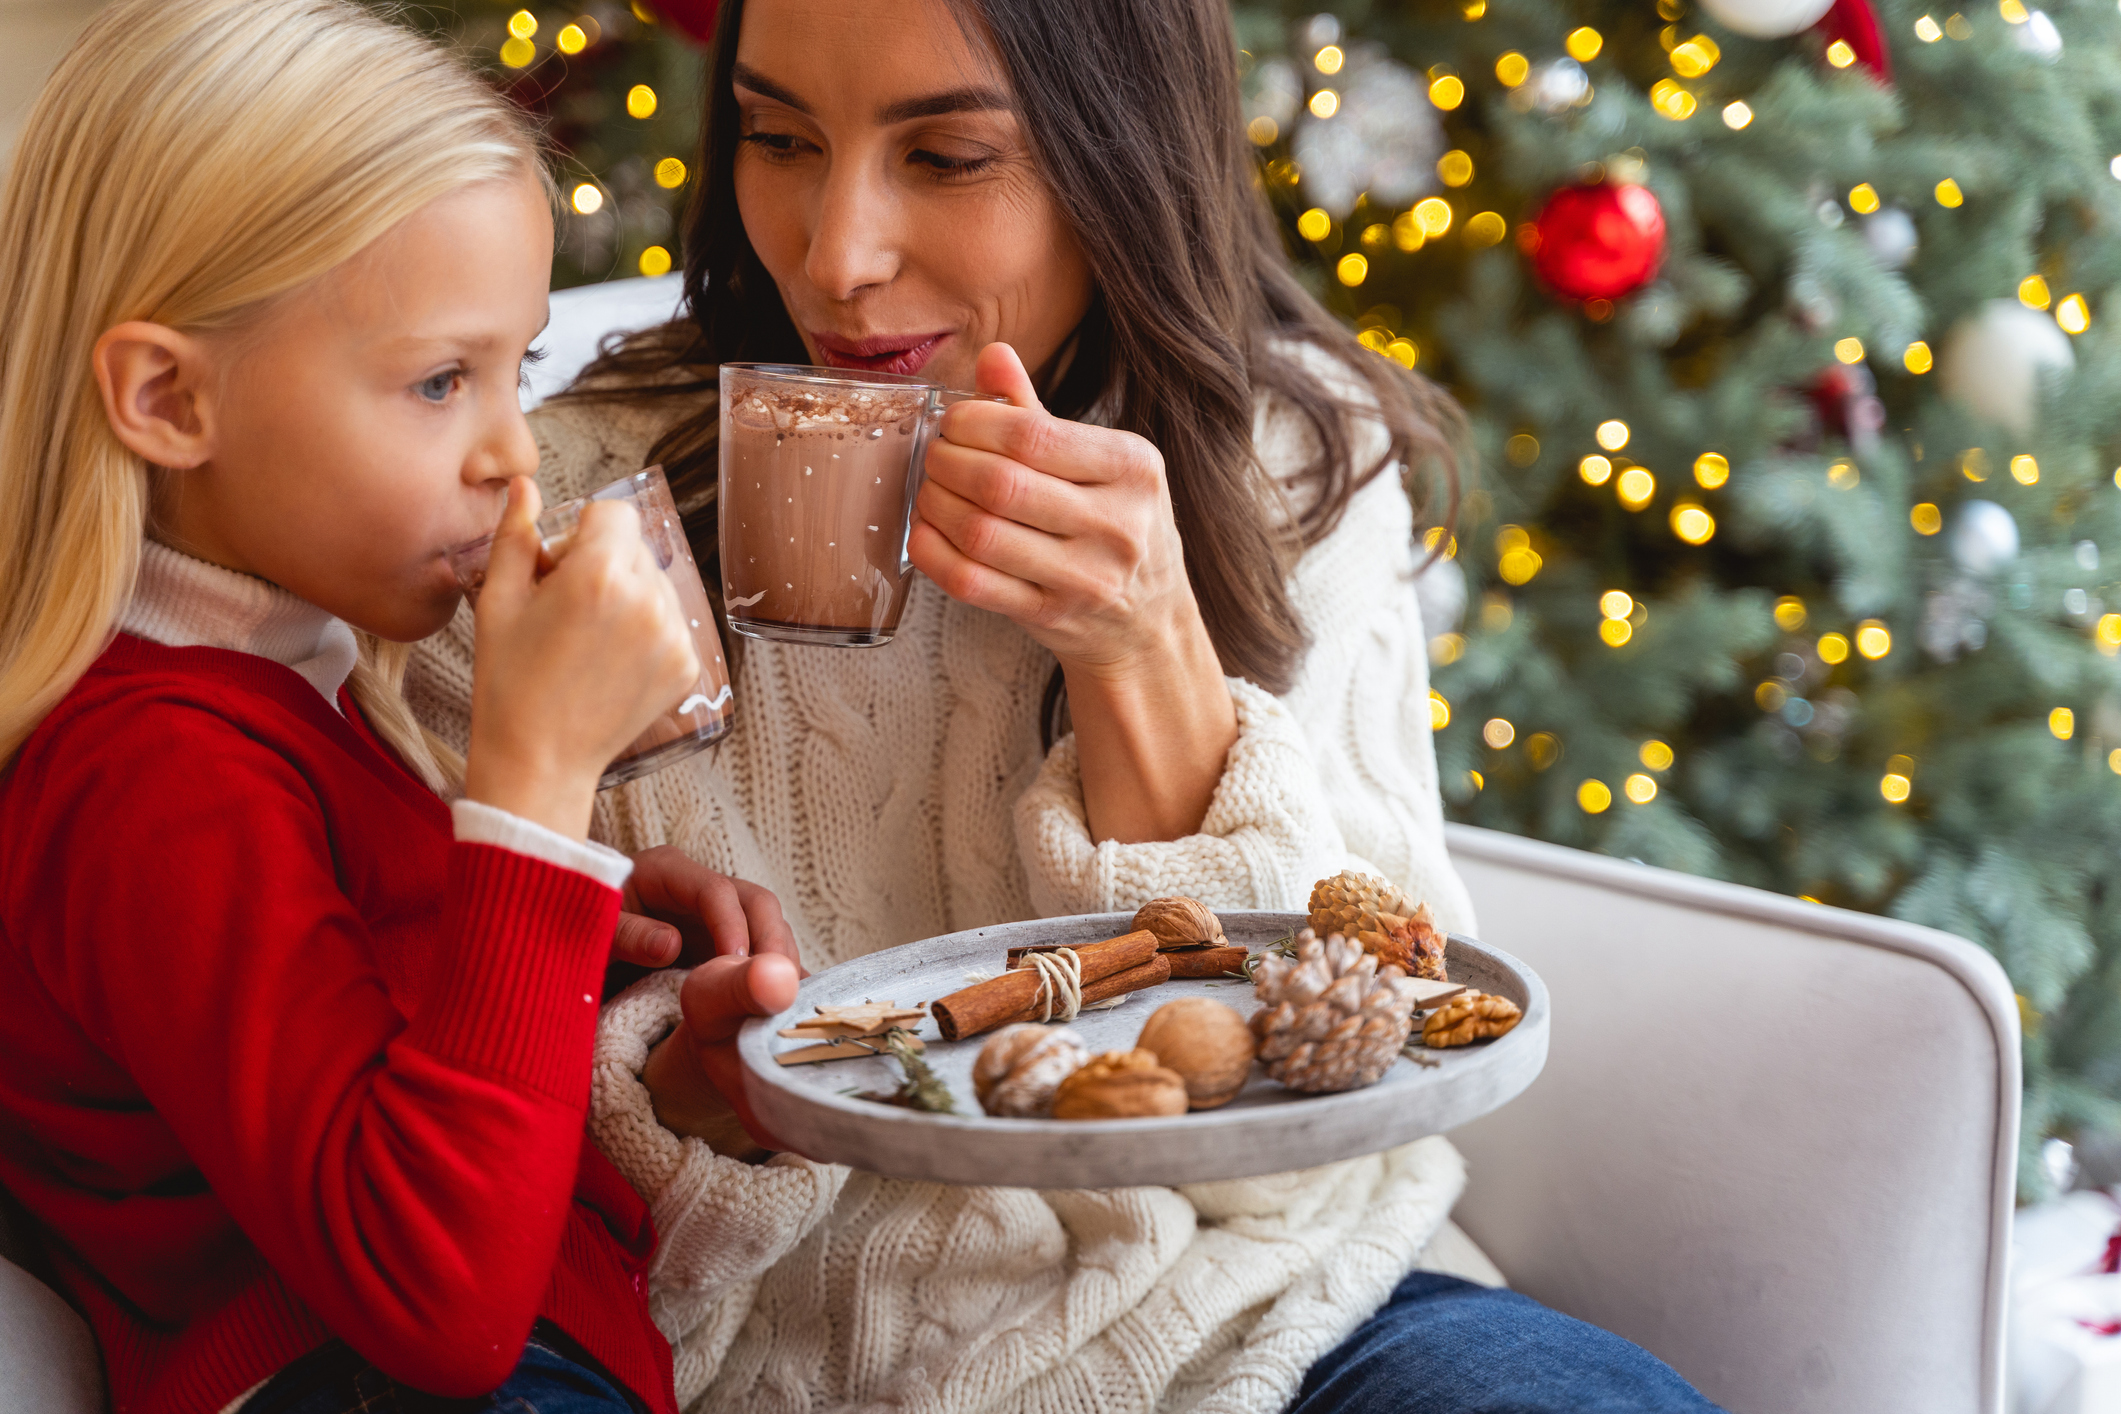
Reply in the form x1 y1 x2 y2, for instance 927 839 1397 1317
404 348 1500 1413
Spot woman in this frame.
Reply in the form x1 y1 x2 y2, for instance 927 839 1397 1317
410 0 1725 1408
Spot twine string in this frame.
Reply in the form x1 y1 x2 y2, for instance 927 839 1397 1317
1025 947 1085 1023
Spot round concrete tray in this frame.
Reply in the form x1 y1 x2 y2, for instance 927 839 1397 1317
737 911 1548 1188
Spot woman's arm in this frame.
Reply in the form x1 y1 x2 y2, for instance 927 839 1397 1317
910 343 1237 845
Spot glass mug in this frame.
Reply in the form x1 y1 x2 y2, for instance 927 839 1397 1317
447 465 734 790
717 362 1002 647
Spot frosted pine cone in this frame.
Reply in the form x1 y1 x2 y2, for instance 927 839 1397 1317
1307 870 1448 981
1250 929 1419 1093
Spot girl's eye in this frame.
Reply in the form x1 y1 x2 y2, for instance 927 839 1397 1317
415 371 459 404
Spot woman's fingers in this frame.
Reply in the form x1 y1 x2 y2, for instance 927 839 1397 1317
906 516 1048 623
974 340 1044 411
920 439 1089 538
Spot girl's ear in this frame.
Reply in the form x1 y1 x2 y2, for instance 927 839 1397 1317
91 321 217 469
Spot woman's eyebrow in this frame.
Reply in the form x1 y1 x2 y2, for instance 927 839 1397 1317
732 63 1008 123
733 63 811 112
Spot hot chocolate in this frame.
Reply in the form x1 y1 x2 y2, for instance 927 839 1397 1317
719 368 934 647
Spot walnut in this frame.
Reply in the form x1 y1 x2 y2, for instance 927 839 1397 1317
1131 897 1226 950
1420 991 1524 1048
1050 1048 1189 1119
1136 997 1256 1110
973 1024 1091 1117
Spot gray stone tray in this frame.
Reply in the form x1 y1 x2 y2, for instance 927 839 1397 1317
736 911 1548 1189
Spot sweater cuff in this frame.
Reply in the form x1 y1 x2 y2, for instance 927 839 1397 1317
452 798 634 892
1013 678 1350 917
410 842 619 1105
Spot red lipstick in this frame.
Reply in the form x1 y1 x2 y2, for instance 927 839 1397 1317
810 331 951 377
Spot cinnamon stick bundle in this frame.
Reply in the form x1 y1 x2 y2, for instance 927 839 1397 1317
1163 945 1250 979
932 931 1159 1041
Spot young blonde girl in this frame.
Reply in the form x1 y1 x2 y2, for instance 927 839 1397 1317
0 2 796 1410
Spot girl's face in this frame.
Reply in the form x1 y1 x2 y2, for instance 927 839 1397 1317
147 174 552 641
731 0 1095 393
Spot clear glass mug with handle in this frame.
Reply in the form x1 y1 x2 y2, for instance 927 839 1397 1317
717 363 1004 647
447 465 734 790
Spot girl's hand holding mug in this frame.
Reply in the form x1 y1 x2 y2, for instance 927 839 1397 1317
464 477 700 840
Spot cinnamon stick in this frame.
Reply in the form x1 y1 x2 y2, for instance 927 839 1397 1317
1081 953 1170 1004
1163 945 1250 979
1003 929 1157 966
932 931 1160 1041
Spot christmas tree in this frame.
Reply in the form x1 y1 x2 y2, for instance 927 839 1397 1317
391 0 2121 1193
1229 0 2121 1193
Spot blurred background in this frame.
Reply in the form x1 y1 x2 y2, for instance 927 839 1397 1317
7 0 2117 1198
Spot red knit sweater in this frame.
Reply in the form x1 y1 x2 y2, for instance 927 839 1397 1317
0 636 679 1414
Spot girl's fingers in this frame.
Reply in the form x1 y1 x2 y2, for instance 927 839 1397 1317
611 911 682 967
734 882 804 971
906 517 1049 623
680 954 800 1044
478 477 544 616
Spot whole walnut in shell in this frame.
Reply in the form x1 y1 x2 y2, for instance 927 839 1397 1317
1132 896 1226 950
973 1024 1091 1117
1136 997 1255 1109
1050 1048 1189 1119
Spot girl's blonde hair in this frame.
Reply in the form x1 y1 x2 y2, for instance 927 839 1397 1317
0 0 547 789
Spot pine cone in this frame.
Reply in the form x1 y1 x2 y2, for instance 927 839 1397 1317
1249 929 1419 1093
1307 870 1449 981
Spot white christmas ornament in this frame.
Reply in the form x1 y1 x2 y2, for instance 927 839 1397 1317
1861 207 1918 269
1513 58 1591 114
1698 0 1835 38
1950 499 2020 576
1935 298 2075 434
1294 55 1442 214
2015 10 2062 61
1243 58 1301 132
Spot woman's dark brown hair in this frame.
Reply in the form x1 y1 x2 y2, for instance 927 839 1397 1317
566 0 1461 697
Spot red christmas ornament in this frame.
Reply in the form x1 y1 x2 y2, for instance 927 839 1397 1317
1817 0 1892 82
1808 361 1886 453
648 0 720 44
1526 182 1667 303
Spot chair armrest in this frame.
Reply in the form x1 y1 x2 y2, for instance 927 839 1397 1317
1444 824 2017 1414
0 1256 104 1414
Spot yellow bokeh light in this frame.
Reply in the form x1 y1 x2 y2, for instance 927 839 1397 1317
1773 596 1808 631
1385 338 1419 368
1469 768 1485 789
2011 454 2039 485
2019 274 2051 310
637 245 673 277
1315 44 1345 74
1596 419 1631 451
2051 706 2075 740
1430 691 1451 730
1625 773 1659 804
1935 178 1964 208
1247 115 1280 145
1640 739 1675 771
1756 680 1788 711
2058 293 2091 334
1848 183 1880 214
2097 613 2121 650
1834 337 1865 364
1904 340 1933 374
1391 211 1425 252
1818 631 1850 664
499 34 536 67
1423 526 1458 557
570 182 604 215
1360 222 1390 250
1498 546 1543 584
1496 51 1530 86
1962 448 1991 481
1463 0 1488 16
1881 772 1912 803
1483 717 1517 748
1309 89 1340 119
1297 207 1332 241
1438 150 1475 187
626 83 658 119
1694 452 1730 488
507 8 538 38
1826 38 1857 66
1855 619 1892 659
1601 590 1635 620
1723 100 1754 129
2000 0 2030 19
1505 432 1541 466
1431 632 1465 663
1567 26 1604 60
1580 454 1615 486
1911 502 1943 535
1466 211 1508 246
1649 78 1697 119
1617 467 1657 509
1671 36 1721 76
1915 13 1944 38
1430 74 1467 110
1578 779 1614 813
556 22 588 53
1671 503 1716 544
1414 197 1454 237
1336 253 1369 286
654 156 688 189
1600 618 1635 646
1947 12 1974 38
1828 459 1860 489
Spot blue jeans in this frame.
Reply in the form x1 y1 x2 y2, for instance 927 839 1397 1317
244 1320 642 1414
1293 1273 1728 1414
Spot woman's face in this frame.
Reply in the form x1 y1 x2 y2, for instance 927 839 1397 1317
731 0 1094 393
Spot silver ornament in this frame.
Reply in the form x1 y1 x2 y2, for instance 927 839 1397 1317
1243 58 1302 133
1949 499 2020 577
1698 0 1835 38
1861 207 1918 269
1294 54 1442 214
2016 10 2062 61
1935 299 2075 434
1512 58 1591 114
1415 556 1467 642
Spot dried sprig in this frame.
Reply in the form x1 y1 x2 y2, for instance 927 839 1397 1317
1239 929 1300 983
859 1027 958 1114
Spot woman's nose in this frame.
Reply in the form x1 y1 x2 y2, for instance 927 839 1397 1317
804 161 900 302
